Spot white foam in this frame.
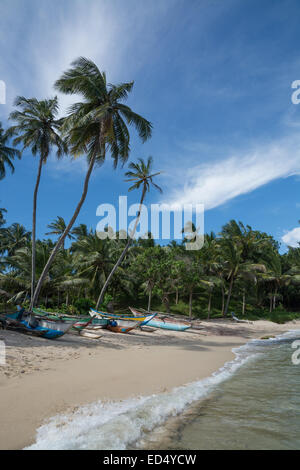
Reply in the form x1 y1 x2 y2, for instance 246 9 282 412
26 345 256 450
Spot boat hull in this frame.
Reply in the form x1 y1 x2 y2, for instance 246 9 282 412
129 308 191 331
89 308 156 326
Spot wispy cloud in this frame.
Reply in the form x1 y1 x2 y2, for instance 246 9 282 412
162 134 300 210
282 227 300 247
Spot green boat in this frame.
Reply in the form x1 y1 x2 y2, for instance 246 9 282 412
32 308 108 331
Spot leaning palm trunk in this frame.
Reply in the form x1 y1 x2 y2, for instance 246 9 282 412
224 275 234 317
31 154 96 309
30 155 43 306
96 187 146 309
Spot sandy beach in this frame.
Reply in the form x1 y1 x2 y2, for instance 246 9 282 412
0 318 299 450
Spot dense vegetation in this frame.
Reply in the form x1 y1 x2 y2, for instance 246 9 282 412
0 212 300 322
0 57 299 323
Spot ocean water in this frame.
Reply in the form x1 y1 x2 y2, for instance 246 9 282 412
26 330 300 450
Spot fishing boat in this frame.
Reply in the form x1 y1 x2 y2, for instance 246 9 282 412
89 308 156 326
33 307 108 330
2 310 72 339
129 307 191 331
106 322 136 334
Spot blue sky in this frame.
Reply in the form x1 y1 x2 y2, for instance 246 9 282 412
1 0 300 250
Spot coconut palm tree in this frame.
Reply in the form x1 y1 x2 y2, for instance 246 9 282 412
31 57 152 309
9 97 67 307
0 223 31 256
0 122 21 180
46 216 74 248
0 206 6 228
95 156 161 308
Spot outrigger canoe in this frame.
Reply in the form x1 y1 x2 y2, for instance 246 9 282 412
89 308 156 327
2 310 73 339
129 307 191 331
33 307 108 331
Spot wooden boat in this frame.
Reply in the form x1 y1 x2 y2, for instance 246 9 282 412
106 323 136 334
33 307 108 330
2 310 70 339
129 307 191 331
89 308 156 326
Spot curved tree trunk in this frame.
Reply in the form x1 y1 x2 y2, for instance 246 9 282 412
224 275 234 317
96 186 147 309
30 155 43 308
30 154 96 309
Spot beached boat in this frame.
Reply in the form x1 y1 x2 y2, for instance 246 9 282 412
33 307 108 330
2 310 71 339
129 307 191 331
89 308 156 326
106 323 136 334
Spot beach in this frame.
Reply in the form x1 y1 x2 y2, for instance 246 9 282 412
0 318 299 450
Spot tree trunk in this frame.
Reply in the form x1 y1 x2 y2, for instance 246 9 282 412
30 155 43 307
57 289 60 307
31 153 97 309
66 293 69 307
224 275 234 317
175 288 179 305
163 293 170 313
189 291 193 319
207 291 212 315
221 286 225 316
242 290 246 315
96 186 147 309
147 287 152 312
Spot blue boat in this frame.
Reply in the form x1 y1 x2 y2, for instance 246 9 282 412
3 309 71 339
129 307 191 331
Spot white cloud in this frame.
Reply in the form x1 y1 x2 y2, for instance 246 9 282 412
282 227 300 247
162 135 300 210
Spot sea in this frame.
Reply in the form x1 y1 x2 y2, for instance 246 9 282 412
26 330 300 450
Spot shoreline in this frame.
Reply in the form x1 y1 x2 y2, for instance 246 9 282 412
1 319 299 450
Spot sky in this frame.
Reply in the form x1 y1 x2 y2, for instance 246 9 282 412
1 0 300 250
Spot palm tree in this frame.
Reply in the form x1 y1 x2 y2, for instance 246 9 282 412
31 57 152 308
46 216 74 248
0 223 31 256
0 122 21 180
95 156 161 308
71 223 89 240
9 97 67 307
0 206 6 228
